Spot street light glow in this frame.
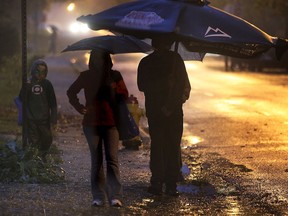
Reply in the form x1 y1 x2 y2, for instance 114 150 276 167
67 3 75 12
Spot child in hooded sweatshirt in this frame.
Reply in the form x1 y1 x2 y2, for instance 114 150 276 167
19 59 57 159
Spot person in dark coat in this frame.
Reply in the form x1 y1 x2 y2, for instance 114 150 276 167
19 59 57 159
67 50 128 207
137 38 191 196
48 25 58 55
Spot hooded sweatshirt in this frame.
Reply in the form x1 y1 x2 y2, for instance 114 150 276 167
20 59 57 124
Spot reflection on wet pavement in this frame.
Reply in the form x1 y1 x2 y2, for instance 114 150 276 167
182 135 204 149
177 184 200 195
225 196 242 215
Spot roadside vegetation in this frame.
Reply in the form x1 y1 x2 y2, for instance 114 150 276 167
0 56 22 138
0 141 65 183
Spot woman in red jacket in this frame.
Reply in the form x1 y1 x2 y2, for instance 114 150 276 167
67 50 128 207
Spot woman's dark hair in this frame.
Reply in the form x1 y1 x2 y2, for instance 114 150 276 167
89 49 112 71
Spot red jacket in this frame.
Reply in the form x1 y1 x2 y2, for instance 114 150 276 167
67 69 128 126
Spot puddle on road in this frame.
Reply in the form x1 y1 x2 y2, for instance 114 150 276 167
177 184 200 195
177 180 217 197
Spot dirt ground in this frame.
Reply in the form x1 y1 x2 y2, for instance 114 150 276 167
1 114 288 215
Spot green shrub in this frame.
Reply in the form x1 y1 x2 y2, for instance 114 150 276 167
0 141 65 183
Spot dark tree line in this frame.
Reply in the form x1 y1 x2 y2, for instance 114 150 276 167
0 0 67 62
0 1 21 62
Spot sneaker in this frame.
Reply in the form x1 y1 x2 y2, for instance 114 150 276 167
92 199 104 207
165 188 180 197
111 199 122 207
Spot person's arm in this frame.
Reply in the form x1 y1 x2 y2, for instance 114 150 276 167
163 54 188 115
113 71 129 102
19 87 23 101
19 81 28 101
182 70 191 103
67 74 86 114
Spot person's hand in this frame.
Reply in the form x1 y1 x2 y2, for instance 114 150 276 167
182 94 189 103
182 88 190 103
80 107 87 115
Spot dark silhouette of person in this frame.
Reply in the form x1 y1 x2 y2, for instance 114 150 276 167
137 38 191 196
48 25 57 55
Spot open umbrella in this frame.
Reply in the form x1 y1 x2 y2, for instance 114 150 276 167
62 35 153 54
77 0 288 59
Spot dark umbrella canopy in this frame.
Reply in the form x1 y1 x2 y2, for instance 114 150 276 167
77 0 288 59
62 35 205 61
62 35 153 54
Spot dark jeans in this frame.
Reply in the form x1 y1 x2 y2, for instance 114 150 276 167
147 106 183 188
83 126 122 201
28 119 52 155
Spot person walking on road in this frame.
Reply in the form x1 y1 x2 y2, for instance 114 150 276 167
137 38 191 196
67 50 128 207
48 25 58 55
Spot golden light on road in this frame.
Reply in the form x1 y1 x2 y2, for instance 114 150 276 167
182 135 203 149
223 98 244 105
215 98 244 113
226 196 242 215
185 61 199 71
220 73 258 85
188 136 203 144
67 2 75 12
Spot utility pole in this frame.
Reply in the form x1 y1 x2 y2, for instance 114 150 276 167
21 0 28 148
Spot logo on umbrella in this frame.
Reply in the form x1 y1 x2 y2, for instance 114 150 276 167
205 26 231 39
116 11 164 29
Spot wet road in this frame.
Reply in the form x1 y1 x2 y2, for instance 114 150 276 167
183 59 288 201
45 53 288 214
182 59 288 215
